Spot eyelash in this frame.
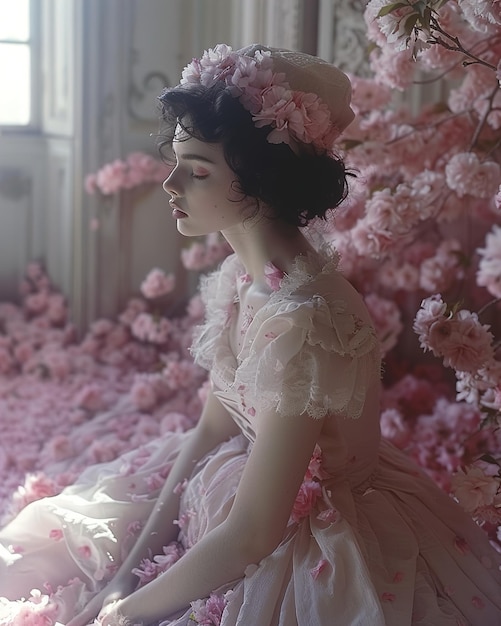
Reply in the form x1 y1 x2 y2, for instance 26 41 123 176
191 172 208 180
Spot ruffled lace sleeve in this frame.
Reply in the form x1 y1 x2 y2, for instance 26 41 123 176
234 293 381 420
190 254 240 370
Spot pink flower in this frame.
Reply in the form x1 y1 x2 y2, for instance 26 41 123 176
0 589 60 626
130 377 158 411
190 592 227 625
94 159 127 195
46 435 73 462
445 152 500 199
74 383 108 412
291 480 322 523
264 262 284 291
364 293 402 356
84 173 98 194
12 473 59 511
140 268 176 299
131 313 171 344
413 295 448 348
434 310 494 373
24 291 49 315
477 225 501 298
349 74 392 114
451 466 500 512
0 346 14 374
380 408 412 448
119 297 147 326
419 239 464 293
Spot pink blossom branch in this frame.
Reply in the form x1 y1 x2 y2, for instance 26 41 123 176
428 18 497 71
468 85 500 152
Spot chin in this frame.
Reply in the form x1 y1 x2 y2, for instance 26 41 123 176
176 221 212 238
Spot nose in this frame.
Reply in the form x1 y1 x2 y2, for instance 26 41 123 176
163 167 181 198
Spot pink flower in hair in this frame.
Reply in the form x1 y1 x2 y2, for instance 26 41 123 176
253 85 297 146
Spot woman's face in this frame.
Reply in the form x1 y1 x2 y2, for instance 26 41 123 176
163 127 255 237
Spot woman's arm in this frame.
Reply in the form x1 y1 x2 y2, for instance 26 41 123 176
116 406 325 625
114 388 241 584
67 389 240 626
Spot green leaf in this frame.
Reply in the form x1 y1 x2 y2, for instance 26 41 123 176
377 2 408 18
403 13 419 36
422 6 432 30
479 453 500 466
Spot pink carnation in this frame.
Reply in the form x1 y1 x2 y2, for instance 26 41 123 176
12 473 59 512
416 300 494 374
190 592 228 625
413 295 448 347
445 152 500 199
0 346 14 374
74 383 108 412
130 377 158 411
131 313 171 344
0 588 60 626
140 268 176 299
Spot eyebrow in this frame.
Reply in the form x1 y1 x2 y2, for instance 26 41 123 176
176 153 216 164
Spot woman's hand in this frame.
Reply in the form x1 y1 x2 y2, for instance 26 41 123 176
66 579 134 626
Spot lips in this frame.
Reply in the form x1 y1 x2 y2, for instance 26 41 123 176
172 207 188 219
169 200 188 219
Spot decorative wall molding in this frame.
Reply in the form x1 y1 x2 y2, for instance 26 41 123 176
317 0 370 74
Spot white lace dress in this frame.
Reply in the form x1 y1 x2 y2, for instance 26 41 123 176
0 251 500 626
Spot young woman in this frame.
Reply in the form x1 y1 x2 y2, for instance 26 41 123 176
1 44 500 626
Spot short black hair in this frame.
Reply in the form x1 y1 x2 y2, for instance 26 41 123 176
157 82 350 227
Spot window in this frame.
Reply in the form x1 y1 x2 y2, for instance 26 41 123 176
0 0 34 126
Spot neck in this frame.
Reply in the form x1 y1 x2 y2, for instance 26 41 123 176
220 214 315 285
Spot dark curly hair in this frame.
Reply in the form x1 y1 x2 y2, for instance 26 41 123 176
157 82 350 228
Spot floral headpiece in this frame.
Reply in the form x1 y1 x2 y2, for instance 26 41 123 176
178 44 355 154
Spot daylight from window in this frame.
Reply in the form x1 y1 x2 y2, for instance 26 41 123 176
0 0 31 125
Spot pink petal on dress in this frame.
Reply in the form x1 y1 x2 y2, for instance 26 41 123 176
471 596 485 610
264 262 284 291
49 529 63 541
310 559 328 580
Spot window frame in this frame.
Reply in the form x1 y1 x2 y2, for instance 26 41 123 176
0 0 41 133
